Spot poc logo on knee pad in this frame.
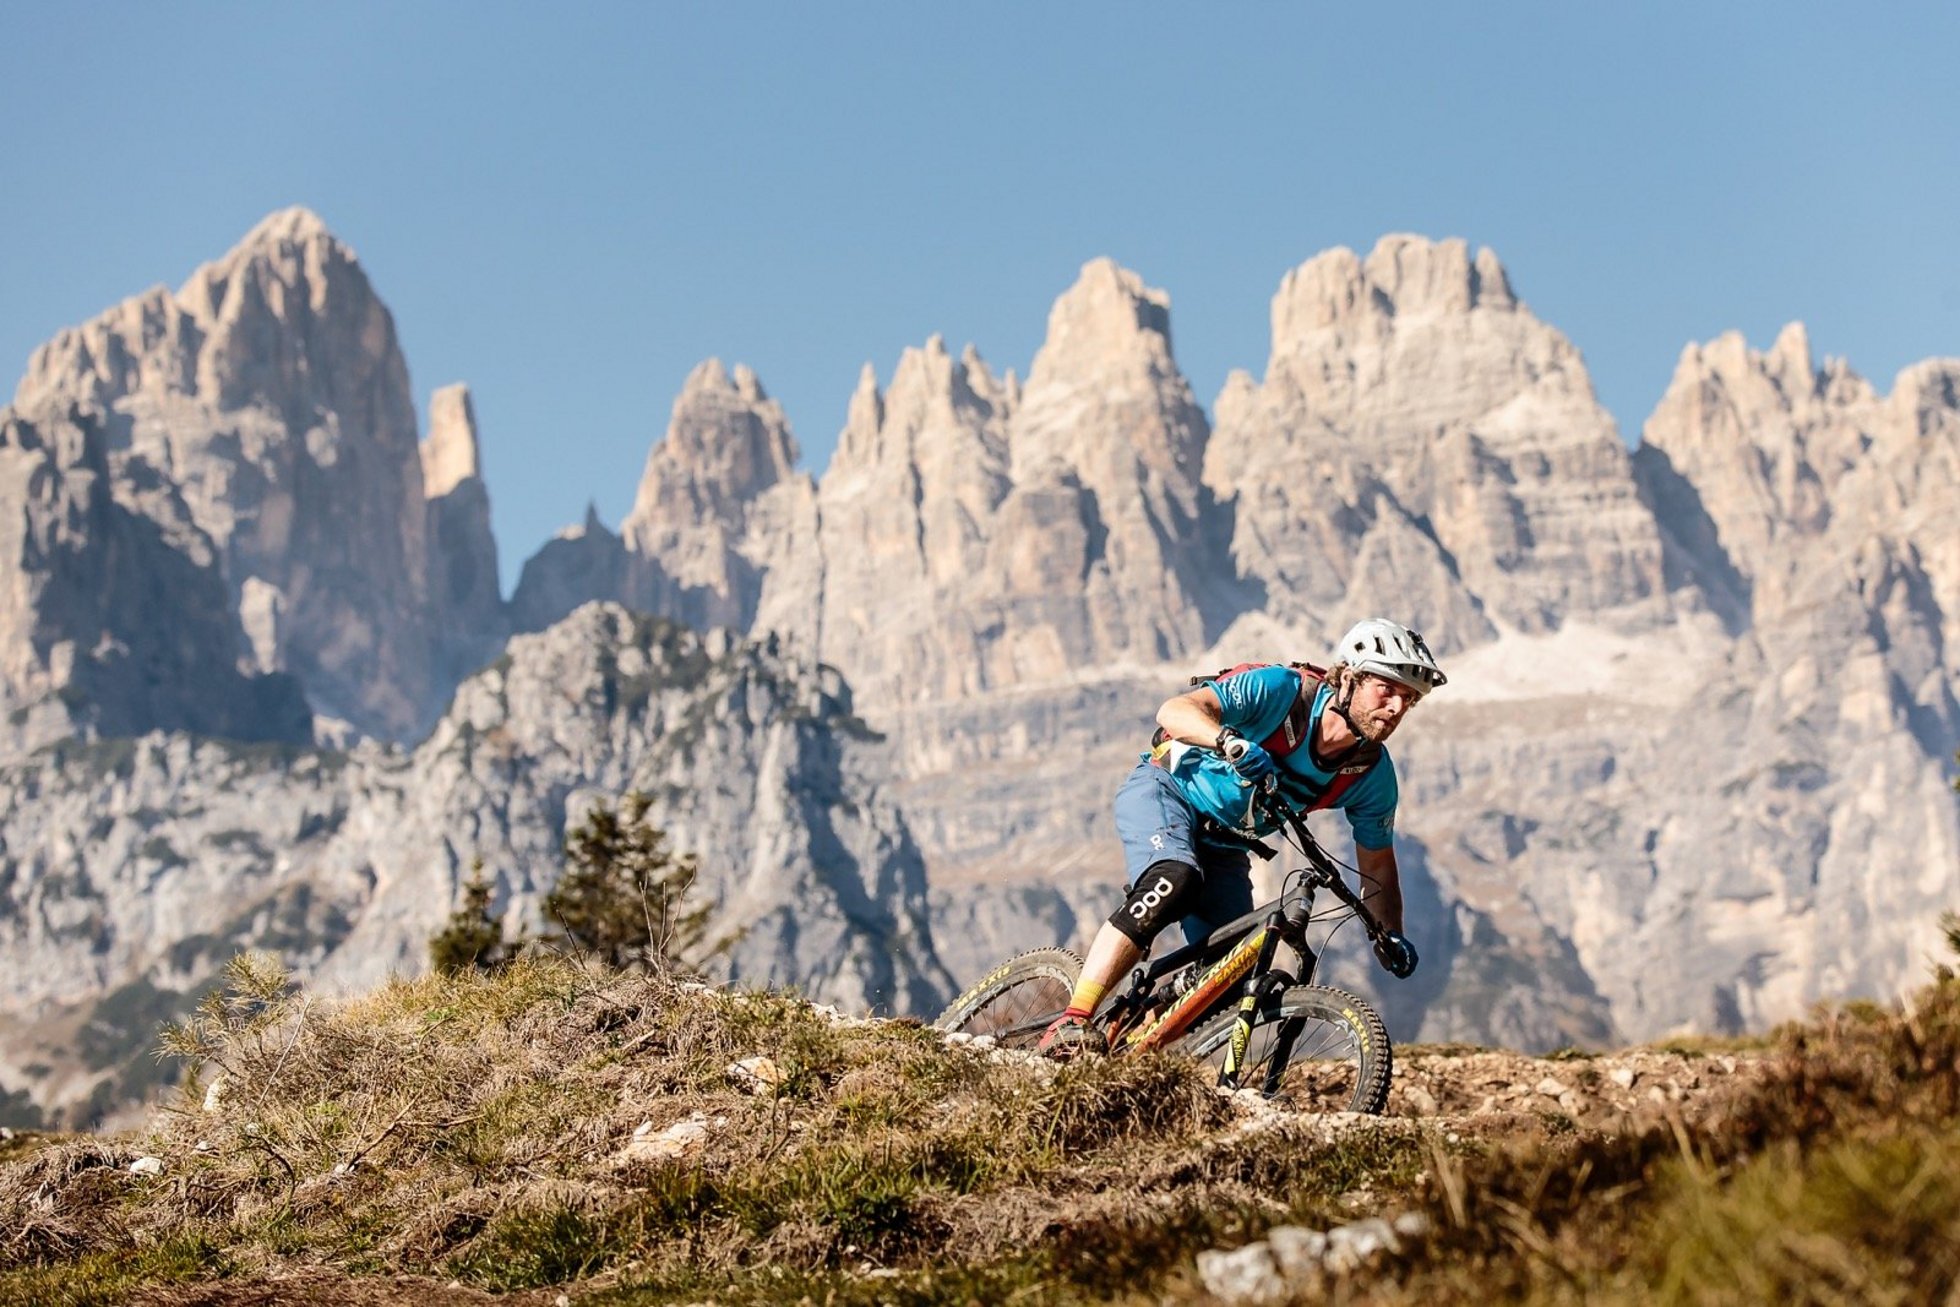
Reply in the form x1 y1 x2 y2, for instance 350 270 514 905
1111 860 1197 946
1128 875 1175 922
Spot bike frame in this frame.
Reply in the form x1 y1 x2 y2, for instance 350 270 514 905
1108 802 1385 1089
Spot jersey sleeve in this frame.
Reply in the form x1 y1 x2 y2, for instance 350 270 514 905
1203 666 1299 735
1341 754 1399 850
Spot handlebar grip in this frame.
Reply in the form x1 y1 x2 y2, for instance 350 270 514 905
1220 734 1251 762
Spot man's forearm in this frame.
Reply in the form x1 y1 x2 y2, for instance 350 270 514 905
1356 849 1405 934
1156 690 1225 747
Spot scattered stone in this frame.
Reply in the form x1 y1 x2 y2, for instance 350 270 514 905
1196 1242 1287 1304
203 1076 226 1112
727 1056 786 1093
1266 1225 1329 1279
1392 1212 1433 1241
1401 1083 1440 1115
617 1113 725 1164
0 1127 13 1142
1202 1210 1432 1298
1323 1217 1399 1274
1609 1066 1637 1089
129 1156 164 1177
1534 1076 1571 1099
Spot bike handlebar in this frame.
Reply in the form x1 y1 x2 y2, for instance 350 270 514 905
1255 795 1387 942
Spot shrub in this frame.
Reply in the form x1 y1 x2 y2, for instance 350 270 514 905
429 859 510 976
542 791 707 971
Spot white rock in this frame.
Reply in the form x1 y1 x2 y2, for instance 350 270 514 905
1401 1084 1440 1115
1608 1067 1637 1090
1392 1212 1433 1241
1195 1242 1287 1304
128 1156 164 1177
1323 1217 1398 1274
726 1056 786 1093
1266 1224 1329 1279
616 1112 726 1165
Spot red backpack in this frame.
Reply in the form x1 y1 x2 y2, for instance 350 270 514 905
1149 662 1381 811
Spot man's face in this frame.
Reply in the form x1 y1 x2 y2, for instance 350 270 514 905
1351 673 1422 742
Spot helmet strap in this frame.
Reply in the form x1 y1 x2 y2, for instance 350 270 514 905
1325 673 1371 757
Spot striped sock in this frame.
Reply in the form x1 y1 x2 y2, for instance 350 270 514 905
1063 978 1108 1021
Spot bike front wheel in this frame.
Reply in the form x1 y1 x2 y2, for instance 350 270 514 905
1179 984 1392 1113
931 947 1083 1050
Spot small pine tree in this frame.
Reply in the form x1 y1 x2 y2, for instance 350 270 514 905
429 859 510 975
543 791 709 971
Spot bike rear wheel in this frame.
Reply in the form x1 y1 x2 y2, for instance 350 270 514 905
932 947 1084 1050
1179 984 1392 1113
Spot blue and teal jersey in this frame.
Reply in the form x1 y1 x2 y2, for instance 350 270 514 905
1156 666 1398 849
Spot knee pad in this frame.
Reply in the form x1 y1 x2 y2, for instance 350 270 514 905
1110 860 1200 947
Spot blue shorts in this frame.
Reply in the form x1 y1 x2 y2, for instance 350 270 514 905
1112 761 1254 947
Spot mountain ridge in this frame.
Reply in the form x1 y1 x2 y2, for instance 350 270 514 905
2 207 1955 1125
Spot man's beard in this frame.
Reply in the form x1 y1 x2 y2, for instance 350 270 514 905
1357 711 1400 744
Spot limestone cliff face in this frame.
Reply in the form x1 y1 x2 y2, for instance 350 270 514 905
757 261 1233 711
1205 236 1667 648
993 259 1231 669
0 405 311 751
0 603 952 1123
10 209 479 740
509 505 631 634
767 338 1016 699
421 384 507 684
1579 328 1960 1036
618 361 808 633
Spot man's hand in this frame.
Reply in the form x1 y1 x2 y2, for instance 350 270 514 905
1373 931 1418 978
1218 728 1276 782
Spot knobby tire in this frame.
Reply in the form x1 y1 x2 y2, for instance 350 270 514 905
931 947 1084 1050
1179 984 1392 1114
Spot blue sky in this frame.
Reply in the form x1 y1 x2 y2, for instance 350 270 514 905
3 5 1955 590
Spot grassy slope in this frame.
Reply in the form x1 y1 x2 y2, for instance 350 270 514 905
2 953 1958 1305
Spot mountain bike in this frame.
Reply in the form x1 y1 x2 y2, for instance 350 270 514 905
934 795 1394 1113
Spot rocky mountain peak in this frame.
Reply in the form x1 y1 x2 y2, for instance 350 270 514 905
1211 234 1663 642
421 383 481 498
237 204 334 248
1024 258 1174 388
1639 326 1959 631
614 362 803 635
630 359 799 526
420 384 504 681
1270 235 1516 360
1015 258 1205 492
836 362 886 466
5 209 445 741
1767 321 1815 391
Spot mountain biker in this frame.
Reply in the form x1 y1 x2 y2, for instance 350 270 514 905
1038 618 1445 1058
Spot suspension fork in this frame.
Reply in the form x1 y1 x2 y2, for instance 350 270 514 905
1218 910 1292 1089
1219 888 1316 1090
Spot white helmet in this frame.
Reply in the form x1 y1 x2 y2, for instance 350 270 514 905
1335 618 1447 692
